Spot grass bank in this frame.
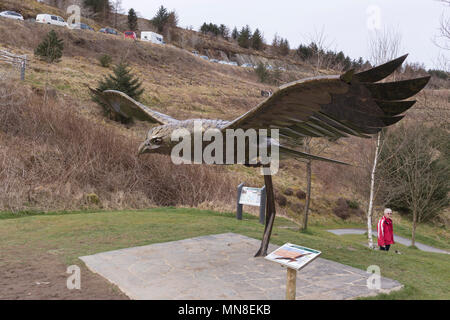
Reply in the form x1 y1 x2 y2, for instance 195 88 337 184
0 207 448 299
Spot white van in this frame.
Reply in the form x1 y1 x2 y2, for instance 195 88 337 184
141 31 164 45
36 14 68 27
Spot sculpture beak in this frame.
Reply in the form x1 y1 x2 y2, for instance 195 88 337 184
138 141 150 156
138 140 161 156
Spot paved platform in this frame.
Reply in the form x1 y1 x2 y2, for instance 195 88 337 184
80 233 402 300
327 229 449 254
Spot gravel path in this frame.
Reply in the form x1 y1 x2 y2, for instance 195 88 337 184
327 229 449 254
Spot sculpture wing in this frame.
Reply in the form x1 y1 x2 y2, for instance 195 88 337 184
89 88 177 125
225 55 429 141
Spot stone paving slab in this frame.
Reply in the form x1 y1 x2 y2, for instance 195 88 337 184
80 233 402 300
327 229 449 254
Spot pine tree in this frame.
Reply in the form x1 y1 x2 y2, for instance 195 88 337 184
219 24 229 39
34 29 64 64
238 25 251 48
279 38 290 56
231 27 239 40
200 22 208 34
94 63 144 122
255 62 270 83
127 8 138 31
152 5 170 33
34 29 64 102
251 28 264 50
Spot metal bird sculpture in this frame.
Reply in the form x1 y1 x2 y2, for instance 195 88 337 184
90 54 430 257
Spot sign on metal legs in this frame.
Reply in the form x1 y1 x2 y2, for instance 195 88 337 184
236 184 266 224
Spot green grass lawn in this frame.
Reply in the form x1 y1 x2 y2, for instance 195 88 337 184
0 207 449 299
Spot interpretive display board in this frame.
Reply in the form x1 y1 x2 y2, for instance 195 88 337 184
239 187 262 206
236 183 266 224
265 243 321 271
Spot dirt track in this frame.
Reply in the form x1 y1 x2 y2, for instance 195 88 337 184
0 248 128 300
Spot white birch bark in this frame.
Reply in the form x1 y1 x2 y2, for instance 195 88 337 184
367 132 381 249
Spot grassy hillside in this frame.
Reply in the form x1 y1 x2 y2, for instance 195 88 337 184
0 208 448 299
0 8 448 230
0 0 102 29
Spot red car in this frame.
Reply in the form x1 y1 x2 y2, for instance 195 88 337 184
124 31 137 40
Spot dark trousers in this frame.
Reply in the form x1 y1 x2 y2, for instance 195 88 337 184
380 245 391 251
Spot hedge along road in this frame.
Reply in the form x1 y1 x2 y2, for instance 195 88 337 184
327 229 449 255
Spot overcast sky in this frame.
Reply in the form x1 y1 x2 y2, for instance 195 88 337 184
120 0 448 69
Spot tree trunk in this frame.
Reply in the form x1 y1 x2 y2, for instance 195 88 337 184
367 132 381 249
411 210 417 247
303 159 311 230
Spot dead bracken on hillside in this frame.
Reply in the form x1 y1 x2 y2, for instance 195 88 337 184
0 3 447 225
0 80 237 212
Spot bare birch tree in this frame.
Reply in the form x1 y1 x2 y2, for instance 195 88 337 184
369 27 402 67
307 26 333 75
365 26 402 248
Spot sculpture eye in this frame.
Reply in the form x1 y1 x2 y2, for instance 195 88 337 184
152 137 162 145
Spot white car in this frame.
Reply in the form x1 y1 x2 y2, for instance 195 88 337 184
0 11 24 20
199 55 209 61
141 31 164 45
241 63 253 68
36 14 68 27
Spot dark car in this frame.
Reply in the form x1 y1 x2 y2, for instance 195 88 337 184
71 22 94 31
99 27 118 35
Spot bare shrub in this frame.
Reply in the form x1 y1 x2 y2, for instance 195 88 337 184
275 193 287 207
0 80 236 212
295 190 306 200
332 198 364 220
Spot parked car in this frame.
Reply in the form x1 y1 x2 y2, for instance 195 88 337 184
210 59 219 63
124 31 137 40
191 50 199 56
141 31 164 44
228 61 238 66
99 27 118 35
36 14 67 27
218 60 228 65
70 22 94 31
241 63 253 68
199 55 209 61
0 11 24 21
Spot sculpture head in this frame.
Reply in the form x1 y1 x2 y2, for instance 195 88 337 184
138 125 174 155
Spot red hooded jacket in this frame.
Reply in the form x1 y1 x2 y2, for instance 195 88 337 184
377 216 394 246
